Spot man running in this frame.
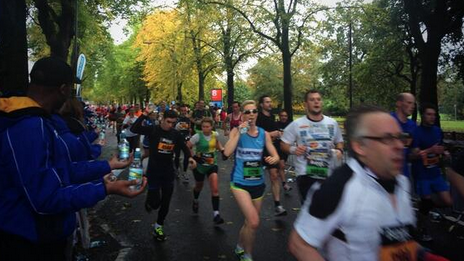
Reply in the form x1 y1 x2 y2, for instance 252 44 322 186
256 95 287 216
281 90 344 203
188 117 225 224
223 101 242 136
412 103 452 241
276 109 292 192
391 92 417 177
192 100 212 134
289 105 449 261
131 109 196 241
174 104 192 181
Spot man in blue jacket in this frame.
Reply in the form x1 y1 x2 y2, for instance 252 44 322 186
0 57 147 260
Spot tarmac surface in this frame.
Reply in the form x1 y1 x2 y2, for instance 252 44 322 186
80 128 464 261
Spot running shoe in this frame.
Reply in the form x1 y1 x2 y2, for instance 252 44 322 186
274 205 288 216
192 200 199 214
153 226 166 241
234 246 245 259
213 214 224 225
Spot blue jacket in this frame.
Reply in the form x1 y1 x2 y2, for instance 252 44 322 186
0 97 110 242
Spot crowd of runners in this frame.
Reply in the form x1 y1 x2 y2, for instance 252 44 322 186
1 57 464 261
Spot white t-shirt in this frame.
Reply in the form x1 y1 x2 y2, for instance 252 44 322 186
294 158 416 261
281 115 343 178
123 116 138 137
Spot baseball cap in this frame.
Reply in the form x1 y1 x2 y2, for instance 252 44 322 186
30 56 81 87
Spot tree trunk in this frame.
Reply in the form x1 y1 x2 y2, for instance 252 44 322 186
281 27 293 120
177 82 183 103
226 68 235 108
419 40 441 126
35 0 75 61
198 71 205 101
0 0 28 96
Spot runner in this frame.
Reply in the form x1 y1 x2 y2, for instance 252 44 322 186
175 104 193 181
223 100 279 261
192 100 212 134
276 109 292 193
288 105 449 261
411 103 452 241
187 117 225 225
131 109 196 241
391 92 417 177
122 107 140 153
223 101 242 136
256 95 287 216
280 90 344 203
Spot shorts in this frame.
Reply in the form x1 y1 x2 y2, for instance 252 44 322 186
142 136 150 149
230 183 266 200
193 165 218 182
415 176 450 197
263 160 279 170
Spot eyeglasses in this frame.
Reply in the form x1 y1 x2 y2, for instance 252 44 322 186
243 109 258 115
359 133 409 145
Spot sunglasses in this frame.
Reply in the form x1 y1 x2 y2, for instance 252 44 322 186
243 109 258 115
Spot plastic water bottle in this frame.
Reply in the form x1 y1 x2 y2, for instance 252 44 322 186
128 148 143 190
240 120 250 134
99 129 105 141
118 130 130 161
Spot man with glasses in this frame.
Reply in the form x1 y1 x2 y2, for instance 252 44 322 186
131 109 196 241
281 90 344 203
257 95 287 216
289 105 449 261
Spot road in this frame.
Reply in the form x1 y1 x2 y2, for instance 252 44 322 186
80 129 464 261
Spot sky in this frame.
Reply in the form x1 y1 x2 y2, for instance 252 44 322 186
109 0 371 44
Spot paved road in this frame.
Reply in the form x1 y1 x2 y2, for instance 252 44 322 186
82 129 464 261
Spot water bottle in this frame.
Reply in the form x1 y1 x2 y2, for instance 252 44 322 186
128 148 143 190
240 120 250 134
99 129 105 141
118 130 130 161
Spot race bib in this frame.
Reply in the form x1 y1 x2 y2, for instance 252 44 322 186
306 146 330 179
380 225 417 261
157 138 174 154
243 161 262 180
421 153 439 168
379 241 418 261
201 152 215 165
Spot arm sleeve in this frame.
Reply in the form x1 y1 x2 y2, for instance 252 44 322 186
85 130 98 143
189 134 200 145
8 119 107 214
130 115 152 135
70 160 111 184
281 121 297 145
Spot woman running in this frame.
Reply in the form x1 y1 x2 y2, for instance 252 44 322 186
223 100 279 261
187 117 225 224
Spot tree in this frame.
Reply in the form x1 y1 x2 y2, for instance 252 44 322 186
180 0 219 101
207 0 317 120
135 10 198 104
0 0 28 96
402 0 464 115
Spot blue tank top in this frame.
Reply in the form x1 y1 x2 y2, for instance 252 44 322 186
231 127 266 186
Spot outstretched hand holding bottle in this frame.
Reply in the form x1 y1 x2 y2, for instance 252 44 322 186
104 174 147 198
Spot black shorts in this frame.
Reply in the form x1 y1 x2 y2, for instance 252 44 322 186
231 183 266 200
263 160 279 170
193 165 218 182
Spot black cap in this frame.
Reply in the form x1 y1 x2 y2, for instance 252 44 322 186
30 56 81 87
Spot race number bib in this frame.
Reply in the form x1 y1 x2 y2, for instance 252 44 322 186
421 153 439 168
379 241 418 261
380 225 418 261
157 138 174 154
306 146 330 179
201 152 215 165
243 161 262 180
